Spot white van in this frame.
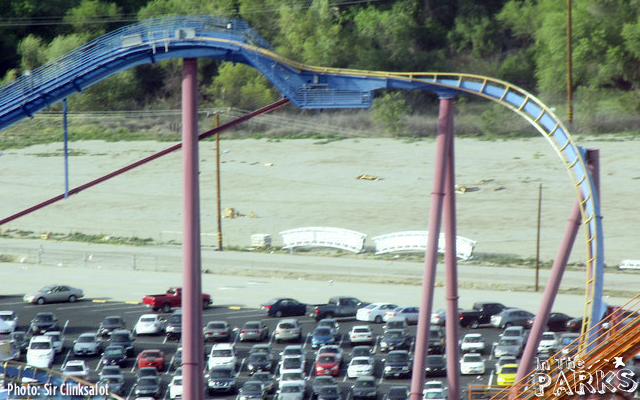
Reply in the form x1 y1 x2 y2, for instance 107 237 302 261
27 335 55 369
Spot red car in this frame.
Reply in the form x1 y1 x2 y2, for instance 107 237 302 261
315 353 340 376
137 349 166 371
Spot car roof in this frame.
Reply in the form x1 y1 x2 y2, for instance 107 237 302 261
212 342 234 349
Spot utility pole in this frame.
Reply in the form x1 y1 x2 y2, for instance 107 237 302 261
535 183 542 292
215 113 222 251
567 0 573 124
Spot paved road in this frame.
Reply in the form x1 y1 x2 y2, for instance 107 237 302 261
1 238 637 316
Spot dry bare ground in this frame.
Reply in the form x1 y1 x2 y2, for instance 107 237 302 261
1 136 639 268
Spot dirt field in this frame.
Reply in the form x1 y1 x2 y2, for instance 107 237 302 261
1 136 639 266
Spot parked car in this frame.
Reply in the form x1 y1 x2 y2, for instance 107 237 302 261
238 380 267 400
134 314 166 335
23 285 83 305
101 345 127 367
383 307 419 324
136 349 166 371
349 325 374 345
62 360 90 380
252 371 276 394
312 376 337 399
165 309 182 341
351 346 373 359
490 309 535 328
526 312 573 332
460 333 486 354
169 375 183 399
458 302 506 328
383 317 409 334
262 298 307 318
537 331 559 353
10 330 28 354
280 355 306 376
73 332 104 356
248 352 274 375
494 355 518 372
0 311 18 334
423 388 447 400
308 296 370 321
382 350 412 378
134 375 161 398
98 316 126 337
28 312 58 335
356 303 399 323
315 353 340 376
278 370 307 391
109 329 135 356
206 366 237 395
317 345 344 363
311 326 336 349
424 354 447 377
496 363 519 386
277 381 306 400
239 321 270 342
428 326 445 354
316 384 341 400
99 365 124 382
142 286 212 313
43 330 64 353
207 342 238 370
98 375 125 396
460 353 485 375
493 337 524 358
316 318 340 337
347 356 375 378
559 333 580 357
26 335 54 369
384 386 409 400
380 329 410 352
274 319 302 343
203 320 233 342
565 317 583 333
351 376 377 400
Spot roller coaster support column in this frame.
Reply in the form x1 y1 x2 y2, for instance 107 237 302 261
513 148 600 398
410 95 456 400
443 98 461 400
182 58 205 400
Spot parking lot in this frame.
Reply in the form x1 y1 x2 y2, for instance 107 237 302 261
0 294 521 400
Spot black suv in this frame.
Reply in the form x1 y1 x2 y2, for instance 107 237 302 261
98 316 126 337
206 366 237 395
28 312 58 335
109 329 135 356
382 350 412 378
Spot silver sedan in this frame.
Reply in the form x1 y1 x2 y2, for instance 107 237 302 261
23 285 84 305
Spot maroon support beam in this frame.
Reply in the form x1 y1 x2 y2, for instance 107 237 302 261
0 98 289 227
442 98 461 400
410 97 453 400
513 149 600 396
181 57 204 400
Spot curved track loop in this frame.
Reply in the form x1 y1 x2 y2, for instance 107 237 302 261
0 15 602 330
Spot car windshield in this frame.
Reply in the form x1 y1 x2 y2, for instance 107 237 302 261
500 366 518 374
65 365 84 372
389 388 408 397
243 382 262 392
213 349 233 357
464 355 482 363
282 372 304 381
424 390 444 399
208 322 226 329
315 328 331 336
250 354 268 362
0 314 13 321
111 333 129 341
352 358 370 365
78 335 95 343
35 314 53 322
283 348 302 356
499 339 518 346
542 334 555 340
143 351 162 358
46 333 61 340
388 352 409 362
105 347 124 356
104 317 121 325
355 380 374 388
353 328 370 333
283 358 301 368
319 387 339 395
279 323 295 329
318 355 336 363
40 286 54 292
30 342 51 350
138 377 158 386
465 336 482 343
140 317 156 323
245 323 260 330
102 367 121 375
168 315 181 323
103 377 121 383
282 385 302 393
385 331 402 339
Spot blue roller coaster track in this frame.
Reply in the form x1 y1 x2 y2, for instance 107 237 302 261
0 15 603 335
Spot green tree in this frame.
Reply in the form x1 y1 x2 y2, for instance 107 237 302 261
371 91 409 136
64 0 124 38
209 62 279 110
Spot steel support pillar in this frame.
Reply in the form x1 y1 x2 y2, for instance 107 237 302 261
181 57 204 400
513 148 600 396
410 96 454 400
443 102 460 400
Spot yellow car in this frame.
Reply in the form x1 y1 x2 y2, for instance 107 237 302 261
496 363 519 386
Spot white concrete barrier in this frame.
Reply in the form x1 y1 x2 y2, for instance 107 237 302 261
619 259 640 270
372 231 476 260
280 227 367 253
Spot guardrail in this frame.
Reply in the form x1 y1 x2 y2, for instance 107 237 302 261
372 231 476 260
279 227 367 253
